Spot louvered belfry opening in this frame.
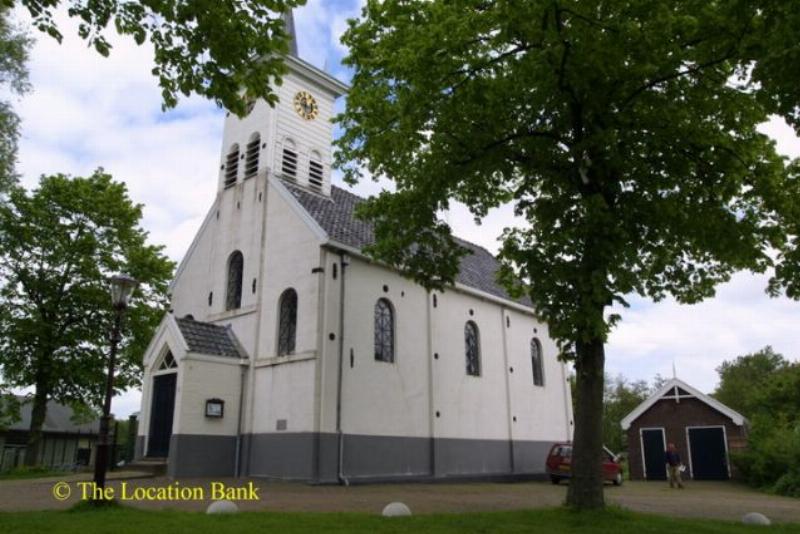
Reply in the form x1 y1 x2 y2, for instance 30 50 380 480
309 159 324 190
224 145 240 188
282 147 298 179
244 134 260 178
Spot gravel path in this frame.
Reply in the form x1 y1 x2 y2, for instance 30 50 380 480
1 475 797 523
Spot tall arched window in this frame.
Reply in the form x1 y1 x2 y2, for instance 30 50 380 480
277 288 297 355
224 144 240 187
465 321 481 376
531 337 544 386
225 251 244 310
374 298 394 363
244 133 260 178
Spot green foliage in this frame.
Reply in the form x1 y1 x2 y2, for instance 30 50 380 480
0 465 67 479
773 470 800 499
0 170 174 413
603 375 651 454
745 1 800 133
729 360 800 497
0 391 21 429
335 1 794 353
15 0 305 114
713 346 789 417
0 6 31 194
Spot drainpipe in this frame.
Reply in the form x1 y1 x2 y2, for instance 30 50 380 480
335 251 349 486
234 360 247 477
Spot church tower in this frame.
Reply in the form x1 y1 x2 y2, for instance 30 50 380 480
215 11 348 197
166 9 347 329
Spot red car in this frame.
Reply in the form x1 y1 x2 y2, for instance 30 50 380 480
545 443 623 486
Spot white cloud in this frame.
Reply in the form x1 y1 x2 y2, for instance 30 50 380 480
607 272 800 391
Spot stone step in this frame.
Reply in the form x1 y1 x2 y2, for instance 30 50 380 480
125 458 167 476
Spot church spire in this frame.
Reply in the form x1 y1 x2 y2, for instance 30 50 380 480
282 9 298 57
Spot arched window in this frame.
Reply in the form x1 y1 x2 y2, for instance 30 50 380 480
374 298 394 362
465 321 481 376
244 133 260 178
225 251 244 310
277 288 297 355
309 151 324 190
281 139 297 179
531 337 545 386
224 144 240 187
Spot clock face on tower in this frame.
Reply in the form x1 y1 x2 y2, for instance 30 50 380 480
293 91 319 120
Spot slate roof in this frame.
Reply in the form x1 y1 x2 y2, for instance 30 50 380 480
283 181 531 306
6 397 99 434
175 317 244 358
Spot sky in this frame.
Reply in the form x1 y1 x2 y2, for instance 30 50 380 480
8 0 800 418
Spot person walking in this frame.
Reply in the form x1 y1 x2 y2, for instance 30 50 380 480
665 442 684 489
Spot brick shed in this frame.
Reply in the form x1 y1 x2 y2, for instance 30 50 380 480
621 378 747 481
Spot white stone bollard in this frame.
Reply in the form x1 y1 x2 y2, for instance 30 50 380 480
742 512 771 526
382 502 412 517
207 500 239 514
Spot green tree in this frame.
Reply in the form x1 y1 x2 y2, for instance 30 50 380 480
713 346 789 417
733 362 800 496
15 0 304 114
335 1 797 508
0 6 31 194
0 170 174 466
603 375 650 454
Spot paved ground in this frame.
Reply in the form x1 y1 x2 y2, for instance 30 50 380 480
0 474 798 523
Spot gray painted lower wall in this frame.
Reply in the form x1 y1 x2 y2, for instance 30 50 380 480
168 434 237 478
163 432 553 482
134 435 145 461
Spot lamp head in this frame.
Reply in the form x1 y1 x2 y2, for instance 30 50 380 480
110 274 138 309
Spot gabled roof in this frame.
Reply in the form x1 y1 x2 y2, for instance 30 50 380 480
282 180 532 307
175 317 245 359
620 377 746 430
6 397 99 434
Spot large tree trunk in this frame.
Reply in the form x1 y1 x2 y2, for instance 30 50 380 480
23 386 49 466
566 336 606 509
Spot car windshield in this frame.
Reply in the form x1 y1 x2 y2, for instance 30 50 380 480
557 446 572 457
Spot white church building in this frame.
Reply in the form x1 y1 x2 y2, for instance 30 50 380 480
135 13 574 482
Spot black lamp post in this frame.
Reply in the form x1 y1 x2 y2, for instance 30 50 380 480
93 274 138 496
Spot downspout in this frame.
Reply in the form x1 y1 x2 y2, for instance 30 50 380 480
335 251 349 486
500 307 515 474
234 360 247 476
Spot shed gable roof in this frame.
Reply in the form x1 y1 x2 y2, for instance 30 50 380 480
620 378 746 430
281 180 532 307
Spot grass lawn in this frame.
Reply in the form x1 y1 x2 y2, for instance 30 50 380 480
0 505 798 533
0 468 69 481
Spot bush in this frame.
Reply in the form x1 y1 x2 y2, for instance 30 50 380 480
733 415 800 497
772 470 800 498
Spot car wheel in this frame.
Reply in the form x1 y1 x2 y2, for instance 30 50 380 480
550 475 561 485
613 473 623 486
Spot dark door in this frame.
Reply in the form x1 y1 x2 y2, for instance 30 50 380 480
641 429 666 480
148 373 176 457
688 427 729 480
